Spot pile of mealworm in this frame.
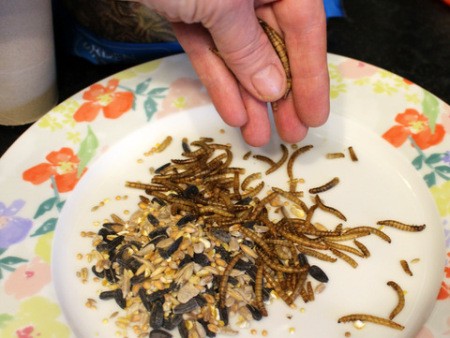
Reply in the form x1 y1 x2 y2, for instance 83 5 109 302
84 136 426 338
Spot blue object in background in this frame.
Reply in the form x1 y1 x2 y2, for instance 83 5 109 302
323 0 345 19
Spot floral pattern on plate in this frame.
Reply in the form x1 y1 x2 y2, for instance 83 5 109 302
0 53 449 337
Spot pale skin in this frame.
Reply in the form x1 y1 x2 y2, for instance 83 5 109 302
136 0 330 146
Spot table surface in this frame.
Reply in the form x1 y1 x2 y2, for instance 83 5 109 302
1 0 449 158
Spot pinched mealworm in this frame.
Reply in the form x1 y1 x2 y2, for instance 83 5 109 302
258 19 291 99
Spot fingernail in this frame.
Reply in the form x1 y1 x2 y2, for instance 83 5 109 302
251 64 285 101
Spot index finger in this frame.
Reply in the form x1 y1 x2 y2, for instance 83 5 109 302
273 0 330 127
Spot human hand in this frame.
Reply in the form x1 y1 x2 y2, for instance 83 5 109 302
136 0 329 146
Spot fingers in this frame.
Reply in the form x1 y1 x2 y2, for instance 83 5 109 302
205 0 287 102
239 86 271 147
274 0 330 127
172 22 247 127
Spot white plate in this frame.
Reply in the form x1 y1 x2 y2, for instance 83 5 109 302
0 53 449 338
53 106 444 338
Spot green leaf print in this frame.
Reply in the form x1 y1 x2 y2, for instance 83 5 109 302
423 172 436 188
144 96 157 121
33 197 57 219
422 90 439 133
0 256 27 265
148 87 168 98
424 153 442 165
411 155 424 170
136 78 152 95
77 126 99 177
30 218 58 237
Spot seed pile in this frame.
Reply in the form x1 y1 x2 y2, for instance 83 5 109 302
85 137 426 337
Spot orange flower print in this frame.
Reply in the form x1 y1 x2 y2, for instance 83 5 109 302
437 281 449 300
382 108 445 150
73 78 133 122
22 147 86 193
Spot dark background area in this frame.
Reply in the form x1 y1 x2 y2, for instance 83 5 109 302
1 0 449 157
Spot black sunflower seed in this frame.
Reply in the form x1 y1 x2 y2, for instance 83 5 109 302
104 268 117 283
218 305 229 325
99 290 117 300
162 313 183 330
138 288 153 312
193 294 207 307
98 227 114 239
193 253 210 266
210 228 231 243
130 273 146 285
147 213 160 226
151 197 166 206
149 329 173 338
178 255 193 268
309 265 329 283
159 236 183 259
173 298 199 314
114 289 126 309
236 196 253 205
243 221 257 229
182 141 191 153
91 265 105 278
298 253 309 267
233 259 254 271
178 321 189 338
176 214 197 227
150 300 164 329
97 235 124 252
155 162 171 174
182 185 199 199
149 226 168 239
246 304 263 321
150 234 168 246
197 319 216 337
214 245 231 262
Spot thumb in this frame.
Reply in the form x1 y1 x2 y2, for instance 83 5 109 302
205 3 287 102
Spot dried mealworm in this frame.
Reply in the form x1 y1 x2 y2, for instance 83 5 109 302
263 267 293 305
253 154 276 168
297 246 337 263
266 144 289 175
326 241 365 258
287 144 314 180
400 260 413 276
387 281 405 320
277 228 328 250
338 314 405 330
154 136 173 153
272 187 309 213
219 253 242 308
256 248 307 274
238 226 272 255
330 248 358 268
344 226 391 243
243 150 252 160
348 146 358 161
241 172 262 191
254 263 268 316
126 181 160 190
250 191 279 219
377 220 426 232
309 177 340 194
354 240 370 257
326 152 345 159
